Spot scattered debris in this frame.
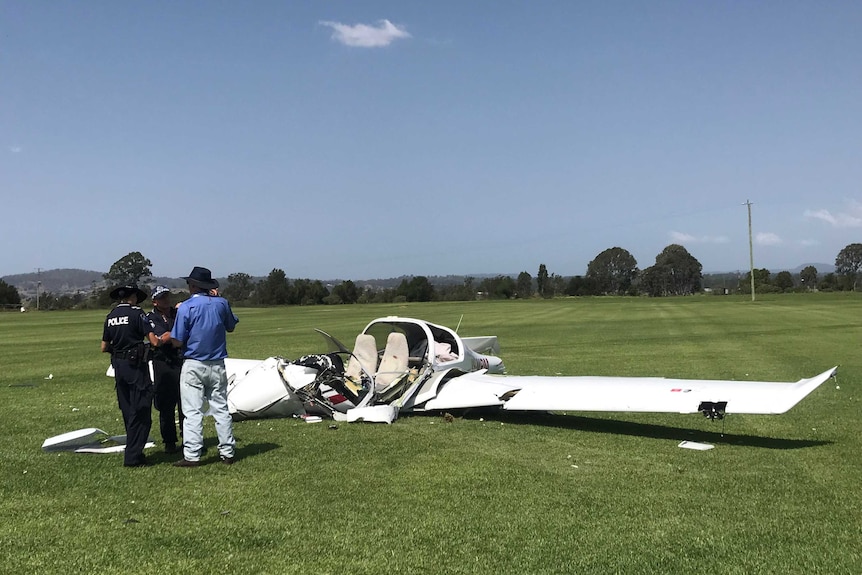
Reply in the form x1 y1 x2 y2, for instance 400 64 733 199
123 518 139 524
42 428 156 454
45 374 53 380
678 441 714 451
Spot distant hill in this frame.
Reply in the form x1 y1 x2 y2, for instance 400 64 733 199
788 262 834 274
2 269 189 297
2 269 106 297
704 263 835 275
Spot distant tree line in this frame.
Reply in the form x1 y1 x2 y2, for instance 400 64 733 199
13 242 862 310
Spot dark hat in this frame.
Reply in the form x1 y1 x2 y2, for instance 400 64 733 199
151 285 171 300
109 284 148 303
182 266 219 290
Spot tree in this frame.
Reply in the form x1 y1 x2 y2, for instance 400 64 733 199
437 277 476 301
536 264 549 298
799 265 817 289
565 275 598 296
835 243 862 290
0 279 21 305
478 275 516 299
638 265 667 297
753 268 771 286
640 244 702 296
222 273 255 303
550 273 566 297
739 268 783 294
254 268 291 305
301 280 329 305
396 276 435 302
103 251 152 287
331 280 359 304
819 273 838 291
290 278 329 305
516 271 533 299
774 271 794 291
586 247 639 295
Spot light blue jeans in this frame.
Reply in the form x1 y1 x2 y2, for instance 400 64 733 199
180 359 235 461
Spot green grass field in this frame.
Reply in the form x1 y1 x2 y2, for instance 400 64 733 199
1 295 860 574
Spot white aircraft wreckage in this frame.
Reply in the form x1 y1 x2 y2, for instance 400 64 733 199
224 316 837 425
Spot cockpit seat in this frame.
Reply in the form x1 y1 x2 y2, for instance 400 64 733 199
375 332 410 391
345 333 377 392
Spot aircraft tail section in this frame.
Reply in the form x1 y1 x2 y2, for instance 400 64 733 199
461 336 499 355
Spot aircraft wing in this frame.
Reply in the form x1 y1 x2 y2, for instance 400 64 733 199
416 367 837 417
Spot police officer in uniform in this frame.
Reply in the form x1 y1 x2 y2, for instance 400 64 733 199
147 285 183 454
101 284 159 467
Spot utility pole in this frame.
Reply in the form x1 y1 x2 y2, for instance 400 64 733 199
744 200 755 302
36 267 42 310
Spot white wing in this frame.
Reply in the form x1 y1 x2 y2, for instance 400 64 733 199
415 367 837 416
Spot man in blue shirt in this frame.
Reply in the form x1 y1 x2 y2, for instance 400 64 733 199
171 266 239 467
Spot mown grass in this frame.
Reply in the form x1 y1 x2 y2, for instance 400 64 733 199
1 294 860 574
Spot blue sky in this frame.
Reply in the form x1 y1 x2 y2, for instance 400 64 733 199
2 1 860 280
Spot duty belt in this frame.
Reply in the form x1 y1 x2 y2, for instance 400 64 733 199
112 349 134 359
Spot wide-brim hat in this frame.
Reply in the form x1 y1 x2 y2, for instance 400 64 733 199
109 284 148 303
182 266 219 290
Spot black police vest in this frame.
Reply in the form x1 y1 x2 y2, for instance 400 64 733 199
103 304 153 352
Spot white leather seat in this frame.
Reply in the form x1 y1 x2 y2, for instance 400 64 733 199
345 333 378 388
375 332 409 391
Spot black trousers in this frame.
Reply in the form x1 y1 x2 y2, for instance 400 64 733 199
152 359 183 445
113 358 153 466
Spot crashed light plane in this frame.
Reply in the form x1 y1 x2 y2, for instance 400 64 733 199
224 316 836 425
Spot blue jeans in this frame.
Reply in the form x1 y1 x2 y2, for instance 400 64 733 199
180 359 235 461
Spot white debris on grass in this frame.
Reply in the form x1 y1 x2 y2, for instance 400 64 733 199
678 441 715 451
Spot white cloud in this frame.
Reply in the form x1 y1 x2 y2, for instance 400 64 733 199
804 200 862 228
756 232 782 246
9 146 21 153
669 231 729 244
319 19 411 48
798 239 819 247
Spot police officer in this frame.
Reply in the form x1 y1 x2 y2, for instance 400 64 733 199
101 284 158 467
147 285 183 454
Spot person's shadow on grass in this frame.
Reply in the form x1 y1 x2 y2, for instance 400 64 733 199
146 440 281 465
